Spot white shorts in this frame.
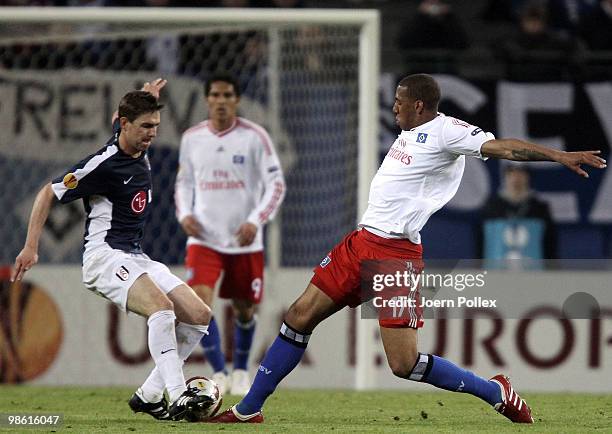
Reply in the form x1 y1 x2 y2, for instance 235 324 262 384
82 249 184 312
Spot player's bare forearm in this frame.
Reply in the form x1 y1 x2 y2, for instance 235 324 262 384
482 139 606 178
12 183 56 281
24 183 55 250
481 139 558 162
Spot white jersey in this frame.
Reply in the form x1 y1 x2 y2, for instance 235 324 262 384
175 117 285 254
359 113 494 244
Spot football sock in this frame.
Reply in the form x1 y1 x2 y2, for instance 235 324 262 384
233 316 256 371
200 317 226 374
140 322 209 403
139 370 165 404
236 322 309 415
146 310 186 403
177 322 209 360
413 353 501 406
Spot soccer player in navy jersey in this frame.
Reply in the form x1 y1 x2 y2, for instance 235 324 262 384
12 79 212 421
210 74 606 424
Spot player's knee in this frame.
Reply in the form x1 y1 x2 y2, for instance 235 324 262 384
387 350 418 379
232 299 255 322
285 300 316 333
236 307 255 323
194 303 212 325
157 297 174 312
388 359 414 378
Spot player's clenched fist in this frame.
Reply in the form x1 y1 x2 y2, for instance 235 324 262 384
180 215 204 238
235 222 257 247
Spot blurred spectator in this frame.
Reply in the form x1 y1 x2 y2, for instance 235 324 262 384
252 0 305 6
481 0 518 22
482 0 596 35
220 0 250 6
579 0 612 49
480 164 557 264
0 0 54 4
496 1 584 80
396 0 470 50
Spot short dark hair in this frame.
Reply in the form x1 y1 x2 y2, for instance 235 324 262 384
118 91 163 122
505 164 530 175
398 74 441 111
204 72 241 97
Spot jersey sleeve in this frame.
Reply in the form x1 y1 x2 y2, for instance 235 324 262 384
441 117 494 160
174 134 196 222
51 151 110 203
246 128 286 227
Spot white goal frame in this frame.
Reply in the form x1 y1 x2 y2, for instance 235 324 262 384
0 7 381 390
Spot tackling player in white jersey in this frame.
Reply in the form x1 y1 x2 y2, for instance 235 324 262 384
175 73 285 396
209 74 606 424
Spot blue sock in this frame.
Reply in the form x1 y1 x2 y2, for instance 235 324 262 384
200 317 226 374
233 316 256 371
417 354 501 406
236 322 308 415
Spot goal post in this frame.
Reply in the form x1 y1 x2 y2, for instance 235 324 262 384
0 7 380 389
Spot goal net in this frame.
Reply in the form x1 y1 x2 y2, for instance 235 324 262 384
0 7 378 267
0 8 380 388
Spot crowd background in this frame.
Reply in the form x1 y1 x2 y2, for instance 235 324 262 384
1 0 611 80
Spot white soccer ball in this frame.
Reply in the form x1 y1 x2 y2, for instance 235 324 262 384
184 376 223 422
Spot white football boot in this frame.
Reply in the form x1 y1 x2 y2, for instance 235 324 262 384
212 371 229 396
230 369 251 396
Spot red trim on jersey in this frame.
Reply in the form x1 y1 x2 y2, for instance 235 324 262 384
183 120 209 136
451 118 470 128
237 118 273 156
259 180 284 224
209 119 238 137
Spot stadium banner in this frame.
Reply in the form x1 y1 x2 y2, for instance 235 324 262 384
0 69 295 265
3 265 612 392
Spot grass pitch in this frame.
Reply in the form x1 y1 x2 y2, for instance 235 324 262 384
1 386 610 433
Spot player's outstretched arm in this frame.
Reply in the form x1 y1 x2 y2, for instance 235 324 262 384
11 183 56 282
481 138 607 178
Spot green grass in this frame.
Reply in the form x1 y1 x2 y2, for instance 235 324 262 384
0 387 611 433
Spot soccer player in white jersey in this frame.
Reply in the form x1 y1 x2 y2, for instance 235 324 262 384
210 74 607 424
12 79 214 421
175 73 285 396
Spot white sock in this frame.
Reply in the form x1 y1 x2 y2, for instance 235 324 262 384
147 310 185 403
176 323 209 360
140 322 208 403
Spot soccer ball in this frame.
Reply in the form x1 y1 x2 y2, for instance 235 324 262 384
184 376 223 422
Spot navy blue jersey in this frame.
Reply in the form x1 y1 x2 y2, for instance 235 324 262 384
51 121 152 256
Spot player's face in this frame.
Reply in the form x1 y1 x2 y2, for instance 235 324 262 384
505 169 530 193
122 111 160 153
207 81 239 125
393 85 420 131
